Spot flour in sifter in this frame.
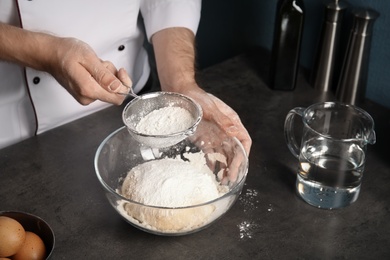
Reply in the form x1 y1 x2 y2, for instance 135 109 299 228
135 106 194 135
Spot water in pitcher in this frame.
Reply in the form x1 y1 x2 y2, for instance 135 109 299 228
296 138 365 209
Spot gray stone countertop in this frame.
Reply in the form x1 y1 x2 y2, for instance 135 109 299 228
1 52 389 259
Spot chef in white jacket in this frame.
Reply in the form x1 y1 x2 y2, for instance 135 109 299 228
0 0 251 154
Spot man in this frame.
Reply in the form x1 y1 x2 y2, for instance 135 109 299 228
0 0 251 154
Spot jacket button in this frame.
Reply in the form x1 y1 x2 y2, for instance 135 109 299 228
33 77 40 84
118 45 125 51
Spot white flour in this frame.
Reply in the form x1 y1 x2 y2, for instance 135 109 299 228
136 106 194 135
121 159 220 207
119 151 229 232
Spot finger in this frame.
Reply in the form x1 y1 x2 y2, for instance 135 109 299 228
80 61 128 104
118 68 133 89
226 143 246 183
85 60 127 96
102 63 133 96
73 63 126 105
100 61 131 94
208 94 252 155
102 60 117 74
91 61 121 90
232 121 252 156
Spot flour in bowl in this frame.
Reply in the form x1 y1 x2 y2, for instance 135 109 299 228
119 151 229 232
136 106 194 135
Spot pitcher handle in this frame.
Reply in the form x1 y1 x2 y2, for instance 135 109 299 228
284 107 305 159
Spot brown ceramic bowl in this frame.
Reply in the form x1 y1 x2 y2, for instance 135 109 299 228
0 211 55 259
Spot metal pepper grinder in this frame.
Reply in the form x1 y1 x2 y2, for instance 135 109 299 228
311 0 347 92
336 8 380 105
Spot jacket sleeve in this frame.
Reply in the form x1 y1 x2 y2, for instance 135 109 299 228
140 0 201 42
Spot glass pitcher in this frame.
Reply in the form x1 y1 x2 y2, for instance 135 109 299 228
284 102 376 209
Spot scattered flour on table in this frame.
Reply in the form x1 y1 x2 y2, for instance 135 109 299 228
119 150 230 232
136 106 194 135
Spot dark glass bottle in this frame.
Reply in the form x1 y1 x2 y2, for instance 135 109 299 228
269 0 305 90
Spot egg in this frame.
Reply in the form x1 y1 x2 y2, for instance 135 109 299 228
0 216 26 257
12 231 46 260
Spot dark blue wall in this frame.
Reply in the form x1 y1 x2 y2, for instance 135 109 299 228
196 0 390 108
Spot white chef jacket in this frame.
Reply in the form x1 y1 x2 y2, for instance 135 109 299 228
0 0 201 149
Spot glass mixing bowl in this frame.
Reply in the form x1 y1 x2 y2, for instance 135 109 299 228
122 92 202 148
94 120 248 236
